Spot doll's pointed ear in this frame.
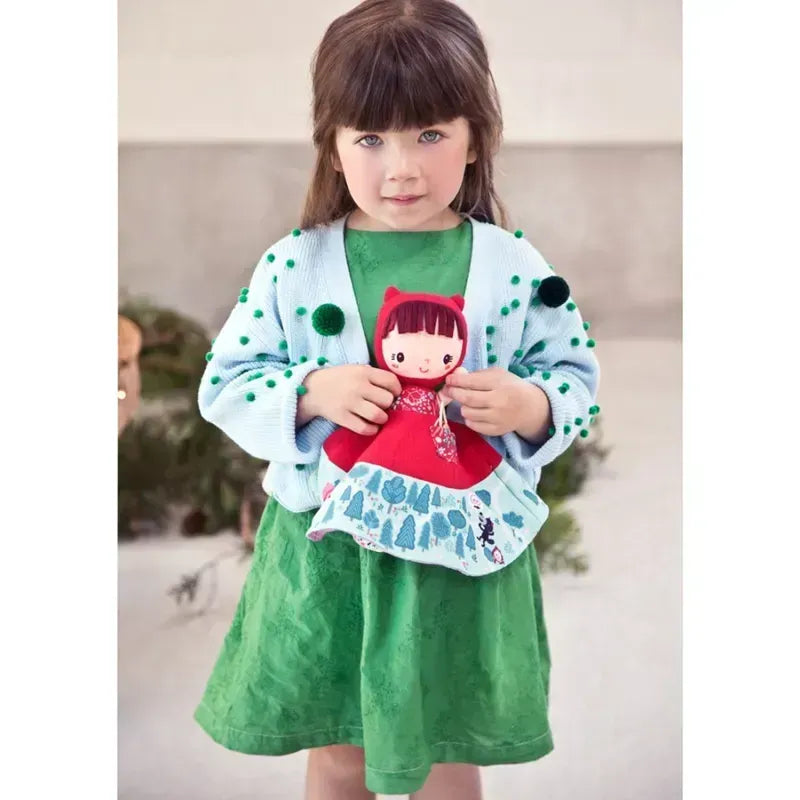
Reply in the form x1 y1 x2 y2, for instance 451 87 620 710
384 286 401 302
450 294 465 311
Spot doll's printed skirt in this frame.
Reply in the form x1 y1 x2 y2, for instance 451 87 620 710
307 456 549 576
194 497 554 795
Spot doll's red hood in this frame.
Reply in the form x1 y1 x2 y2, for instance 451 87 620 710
374 286 468 388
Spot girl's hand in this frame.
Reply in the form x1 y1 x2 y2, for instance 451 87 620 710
299 365 401 436
442 367 552 440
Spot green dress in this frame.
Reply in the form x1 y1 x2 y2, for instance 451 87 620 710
194 221 554 795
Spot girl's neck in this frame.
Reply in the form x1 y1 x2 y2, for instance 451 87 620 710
346 207 464 233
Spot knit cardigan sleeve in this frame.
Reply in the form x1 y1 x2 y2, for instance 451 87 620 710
197 251 335 464
501 254 601 476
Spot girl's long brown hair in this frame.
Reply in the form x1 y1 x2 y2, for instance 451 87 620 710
301 0 508 230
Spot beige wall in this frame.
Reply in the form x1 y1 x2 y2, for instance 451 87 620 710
119 0 681 143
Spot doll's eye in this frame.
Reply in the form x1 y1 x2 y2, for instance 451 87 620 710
443 354 453 365
396 352 405 363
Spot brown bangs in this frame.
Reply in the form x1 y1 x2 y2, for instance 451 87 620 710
381 300 466 341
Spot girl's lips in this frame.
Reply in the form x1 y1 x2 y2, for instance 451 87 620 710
386 195 422 205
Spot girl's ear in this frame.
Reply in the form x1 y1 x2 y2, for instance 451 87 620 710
450 294 465 310
466 148 477 165
331 149 343 172
384 286 401 302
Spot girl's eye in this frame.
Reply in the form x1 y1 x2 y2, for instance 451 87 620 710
358 134 382 147
421 130 442 143
396 352 405 363
443 354 453 365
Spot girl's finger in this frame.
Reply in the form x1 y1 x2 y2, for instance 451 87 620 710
460 405 493 423
463 419 503 437
363 383 396 411
445 386 493 409
355 399 389 426
343 412 379 437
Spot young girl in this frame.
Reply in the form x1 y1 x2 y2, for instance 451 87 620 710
195 1 600 797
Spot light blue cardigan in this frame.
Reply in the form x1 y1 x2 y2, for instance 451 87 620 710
199 214 600 512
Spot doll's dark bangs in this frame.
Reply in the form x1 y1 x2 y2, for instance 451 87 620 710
329 28 477 131
384 301 465 339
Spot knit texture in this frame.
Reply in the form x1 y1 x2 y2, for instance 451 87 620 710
198 214 600 512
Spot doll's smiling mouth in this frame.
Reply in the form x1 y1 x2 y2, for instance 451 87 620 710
418 366 430 374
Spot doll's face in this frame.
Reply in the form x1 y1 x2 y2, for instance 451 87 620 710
381 323 464 380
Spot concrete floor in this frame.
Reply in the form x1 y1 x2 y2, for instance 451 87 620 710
118 338 681 800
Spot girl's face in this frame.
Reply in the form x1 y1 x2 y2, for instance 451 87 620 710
381 323 464 381
333 117 477 232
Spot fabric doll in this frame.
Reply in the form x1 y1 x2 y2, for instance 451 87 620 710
306 287 549 577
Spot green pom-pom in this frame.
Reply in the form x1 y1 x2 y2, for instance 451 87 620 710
316 356 328 366
488 354 498 364
509 364 528 379
501 306 510 316
531 278 541 288
583 321 591 331
295 463 305 471
548 426 556 436
558 383 570 394
266 253 275 263
527 366 536 375
571 337 580 346
253 309 264 318
292 228 301 237
266 379 276 388
284 369 293 378
241 287 249 295
589 404 600 415
288 361 297 368
514 229 524 238
239 335 249 345
279 340 288 350
513 348 523 358
246 392 256 402
486 325 495 335
566 302 576 311
312 303 346 336
272 275 278 284
297 306 307 316
511 298 521 309
256 353 268 361
210 375 221 385
299 355 308 363
575 417 583 425
542 371 551 380
286 259 295 268
239 294 248 303
580 429 589 438
247 371 265 381
205 352 214 362
564 424 572 434
487 343 493 352
587 339 596 348
296 385 308 396
532 340 546 353
511 275 521 285
530 297 542 307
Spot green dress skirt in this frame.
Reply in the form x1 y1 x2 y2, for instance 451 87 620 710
194 497 554 795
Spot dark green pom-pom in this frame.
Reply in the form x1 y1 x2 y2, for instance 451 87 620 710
509 364 528 378
486 325 495 335
488 354 498 364
316 356 328 366
501 306 510 316
566 302 576 312
266 379 276 388
564 424 572 434
532 278 541 288
295 463 305 471
511 298 521 310
580 429 589 438
246 392 256 402
279 340 288 350
487 343 493 352
511 275 521 285
284 369 293 378
548 426 556 436
241 287 249 295
299 355 308 363
272 275 278 284
253 309 264 318
571 337 580 347
530 297 542 307
513 348 523 358
239 335 249 345
587 339 596 348
239 294 248 303
558 383 570 394
288 361 297 368
256 353 268 361
266 253 275 263
286 259 295 268
589 404 600 415
297 306 307 316
514 229 524 238
542 371 551 380
312 303 346 336
296 385 308 396
537 276 571 308
205 352 213 362
575 417 583 425
583 321 591 331
292 228 301 237
210 375 220 385
532 340 546 353
247 371 265 381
